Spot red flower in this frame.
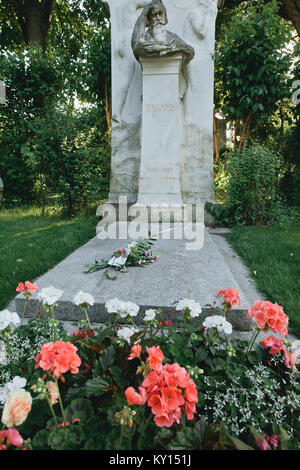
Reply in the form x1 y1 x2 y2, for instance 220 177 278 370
217 287 241 307
72 329 94 341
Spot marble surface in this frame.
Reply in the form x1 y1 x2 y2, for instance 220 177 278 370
104 0 218 206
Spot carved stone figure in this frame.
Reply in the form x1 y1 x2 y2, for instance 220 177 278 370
110 0 149 123
132 0 194 65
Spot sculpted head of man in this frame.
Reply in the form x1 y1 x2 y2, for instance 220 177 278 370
146 0 168 29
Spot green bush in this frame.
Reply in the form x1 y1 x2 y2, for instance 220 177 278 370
221 144 282 225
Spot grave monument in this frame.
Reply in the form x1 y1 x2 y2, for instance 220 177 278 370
102 0 219 221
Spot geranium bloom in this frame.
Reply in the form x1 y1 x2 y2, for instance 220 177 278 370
72 329 94 340
125 387 146 405
105 298 139 318
248 300 289 336
17 281 38 293
125 347 198 428
35 341 81 379
146 346 164 371
261 335 285 354
203 315 233 335
217 287 241 307
261 335 298 370
37 286 63 306
255 437 271 450
0 428 23 449
128 343 142 360
283 349 298 370
1 389 32 427
0 310 20 331
46 381 59 405
176 299 202 318
144 309 156 322
117 326 139 344
73 291 94 306
0 376 27 405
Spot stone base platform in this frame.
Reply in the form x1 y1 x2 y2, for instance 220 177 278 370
9 224 263 331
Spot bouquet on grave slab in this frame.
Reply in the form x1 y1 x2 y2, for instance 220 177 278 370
84 238 159 275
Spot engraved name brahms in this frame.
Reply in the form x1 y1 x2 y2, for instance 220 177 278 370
148 167 173 172
145 104 176 112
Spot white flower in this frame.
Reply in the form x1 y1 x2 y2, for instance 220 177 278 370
0 310 20 330
108 255 127 267
105 298 125 314
73 291 94 306
144 309 156 322
105 298 139 318
0 376 27 405
37 286 63 305
176 299 202 318
121 301 139 318
117 326 139 344
203 315 233 335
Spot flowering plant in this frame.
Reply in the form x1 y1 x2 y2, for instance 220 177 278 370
0 283 299 451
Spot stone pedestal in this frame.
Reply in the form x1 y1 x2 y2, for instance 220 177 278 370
132 54 183 221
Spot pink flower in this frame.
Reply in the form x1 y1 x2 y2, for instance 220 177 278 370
0 429 23 448
256 437 271 450
24 281 38 292
146 346 164 371
16 281 38 293
16 283 26 293
138 260 142 265
128 343 142 360
125 387 146 405
261 335 285 354
217 287 241 307
248 300 289 336
125 346 198 427
35 341 81 379
268 435 280 449
283 349 298 370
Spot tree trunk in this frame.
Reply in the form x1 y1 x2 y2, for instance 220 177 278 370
213 113 220 161
12 0 56 50
279 0 300 37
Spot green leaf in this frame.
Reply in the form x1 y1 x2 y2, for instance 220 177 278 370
85 377 110 397
100 344 115 370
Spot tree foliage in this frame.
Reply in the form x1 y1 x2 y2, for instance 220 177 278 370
215 0 294 150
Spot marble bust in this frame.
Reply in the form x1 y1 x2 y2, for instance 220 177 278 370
131 0 195 65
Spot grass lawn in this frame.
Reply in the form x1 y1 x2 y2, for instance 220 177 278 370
227 222 300 338
0 203 103 310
